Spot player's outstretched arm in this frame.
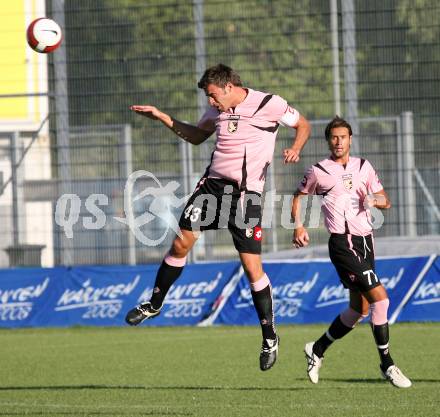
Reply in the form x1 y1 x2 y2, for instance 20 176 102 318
291 190 310 248
283 114 311 164
130 105 213 145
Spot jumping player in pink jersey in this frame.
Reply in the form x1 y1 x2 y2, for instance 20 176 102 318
291 116 411 388
125 64 311 371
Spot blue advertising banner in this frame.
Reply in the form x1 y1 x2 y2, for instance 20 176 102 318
130 262 239 326
51 265 157 327
0 256 437 327
0 267 67 328
215 261 337 325
396 255 440 322
214 256 434 325
0 262 240 328
376 256 434 320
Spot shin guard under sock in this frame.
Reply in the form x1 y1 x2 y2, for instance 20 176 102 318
371 322 394 371
150 258 184 309
313 315 354 358
251 275 276 340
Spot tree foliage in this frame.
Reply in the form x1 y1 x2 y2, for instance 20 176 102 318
60 0 439 174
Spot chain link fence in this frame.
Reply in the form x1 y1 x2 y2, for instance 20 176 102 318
0 0 439 266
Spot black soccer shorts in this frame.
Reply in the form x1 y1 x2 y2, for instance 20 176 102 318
178 177 263 254
328 233 381 292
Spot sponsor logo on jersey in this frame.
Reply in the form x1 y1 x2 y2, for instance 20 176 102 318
342 173 353 190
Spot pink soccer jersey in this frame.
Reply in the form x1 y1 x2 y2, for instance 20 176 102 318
197 88 299 193
298 156 384 236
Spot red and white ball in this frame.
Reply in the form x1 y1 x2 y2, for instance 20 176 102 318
27 18 62 53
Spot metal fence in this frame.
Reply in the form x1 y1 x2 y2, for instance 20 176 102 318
0 0 439 267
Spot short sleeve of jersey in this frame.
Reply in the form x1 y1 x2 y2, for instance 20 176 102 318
269 95 300 128
365 160 383 193
264 95 300 128
197 107 219 133
297 166 317 194
279 106 300 128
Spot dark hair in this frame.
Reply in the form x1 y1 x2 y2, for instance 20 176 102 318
197 63 243 90
324 116 353 140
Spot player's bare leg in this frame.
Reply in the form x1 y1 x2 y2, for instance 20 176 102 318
125 229 198 325
240 252 279 371
364 285 412 388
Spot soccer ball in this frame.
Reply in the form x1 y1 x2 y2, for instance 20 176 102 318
26 18 63 53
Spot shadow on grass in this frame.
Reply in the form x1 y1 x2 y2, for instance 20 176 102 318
293 377 440 384
0 413 190 416
0 384 309 392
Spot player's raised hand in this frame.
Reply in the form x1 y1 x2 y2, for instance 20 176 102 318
130 105 162 120
283 147 300 164
292 226 310 248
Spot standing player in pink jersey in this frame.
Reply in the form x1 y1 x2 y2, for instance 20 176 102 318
291 116 411 388
125 64 311 371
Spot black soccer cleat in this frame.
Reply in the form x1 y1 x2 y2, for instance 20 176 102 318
125 302 161 326
260 335 280 371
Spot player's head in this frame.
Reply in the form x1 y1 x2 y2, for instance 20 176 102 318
198 64 242 89
325 116 353 160
198 64 243 111
325 116 353 140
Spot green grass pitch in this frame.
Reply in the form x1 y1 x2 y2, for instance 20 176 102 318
0 323 438 416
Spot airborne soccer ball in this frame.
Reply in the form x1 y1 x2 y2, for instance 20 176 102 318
26 18 62 53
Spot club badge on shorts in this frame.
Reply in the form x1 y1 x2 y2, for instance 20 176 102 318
342 173 353 190
227 115 240 133
245 228 253 238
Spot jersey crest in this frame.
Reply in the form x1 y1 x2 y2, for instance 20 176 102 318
227 115 240 133
342 173 353 190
